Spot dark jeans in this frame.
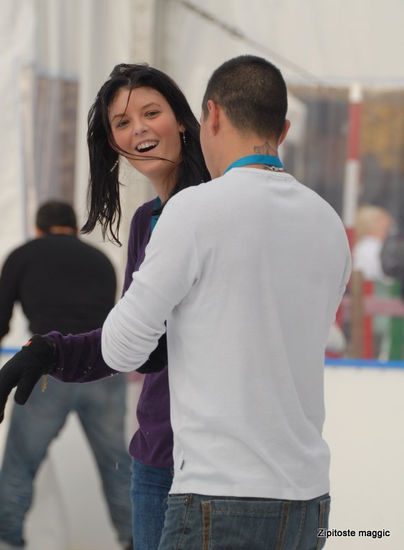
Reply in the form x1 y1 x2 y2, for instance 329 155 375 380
131 458 173 550
158 493 330 550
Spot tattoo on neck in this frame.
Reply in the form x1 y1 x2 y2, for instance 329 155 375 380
253 141 276 155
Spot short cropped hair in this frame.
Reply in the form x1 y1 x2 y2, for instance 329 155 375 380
36 201 77 233
202 55 288 139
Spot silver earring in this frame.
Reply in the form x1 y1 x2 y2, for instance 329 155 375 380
110 159 119 173
181 131 187 146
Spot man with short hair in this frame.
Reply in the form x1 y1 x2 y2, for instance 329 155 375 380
0 201 132 550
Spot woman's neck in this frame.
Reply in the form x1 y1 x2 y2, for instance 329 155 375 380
149 171 178 203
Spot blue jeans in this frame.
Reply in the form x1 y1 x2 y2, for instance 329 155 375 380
131 458 173 550
0 375 132 548
158 493 330 550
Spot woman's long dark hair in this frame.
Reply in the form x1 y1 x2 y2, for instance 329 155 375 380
82 63 210 245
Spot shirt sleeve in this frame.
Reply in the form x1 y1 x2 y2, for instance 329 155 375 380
47 328 118 382
101 193 199 372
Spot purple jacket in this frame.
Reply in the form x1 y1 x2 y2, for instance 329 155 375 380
47 199 173 467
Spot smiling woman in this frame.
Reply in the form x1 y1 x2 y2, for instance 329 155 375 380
108 86 185 201
84 63 209 245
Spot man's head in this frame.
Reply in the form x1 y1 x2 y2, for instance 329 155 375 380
35 201 77 237
200 55 289 177
202 55 288 138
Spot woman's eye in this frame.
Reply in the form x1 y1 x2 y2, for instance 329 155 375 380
116 119 129 129
145 110 159 118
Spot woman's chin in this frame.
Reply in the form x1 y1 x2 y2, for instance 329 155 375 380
129 157 162 175
130 157 178 182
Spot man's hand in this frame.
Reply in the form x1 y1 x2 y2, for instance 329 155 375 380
0 335 56 423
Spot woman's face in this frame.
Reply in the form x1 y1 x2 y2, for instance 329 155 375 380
108 86 184 185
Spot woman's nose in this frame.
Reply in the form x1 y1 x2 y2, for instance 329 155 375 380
133 119 148 136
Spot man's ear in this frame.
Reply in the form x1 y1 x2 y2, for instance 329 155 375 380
35 227 45 238
206 99 221 136
278 119 291 146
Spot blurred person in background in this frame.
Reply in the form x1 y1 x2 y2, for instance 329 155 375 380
353 205 394 359
353 205 393 282
0 201 132 550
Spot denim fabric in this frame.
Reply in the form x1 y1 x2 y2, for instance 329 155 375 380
131 458 173 550
158 493 330 550
0 375 132 548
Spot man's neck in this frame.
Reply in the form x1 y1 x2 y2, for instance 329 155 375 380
48 226 76 236
36 226 77 238
217 138 280 177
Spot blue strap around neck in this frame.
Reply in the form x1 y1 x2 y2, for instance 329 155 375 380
151 197 161 233
224 154 283 174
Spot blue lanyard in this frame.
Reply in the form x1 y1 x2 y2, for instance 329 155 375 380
224 154 283 174
151 197 161 233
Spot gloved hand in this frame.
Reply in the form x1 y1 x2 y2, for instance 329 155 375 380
0 335 56 423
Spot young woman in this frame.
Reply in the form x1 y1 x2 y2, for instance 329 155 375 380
0 63 210 550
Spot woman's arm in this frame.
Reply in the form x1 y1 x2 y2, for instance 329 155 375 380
0 329 117 423
47 328 117 382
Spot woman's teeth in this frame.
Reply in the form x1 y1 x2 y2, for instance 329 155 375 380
136 141 158 152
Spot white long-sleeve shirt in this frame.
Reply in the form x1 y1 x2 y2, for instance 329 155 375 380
102 168 351 500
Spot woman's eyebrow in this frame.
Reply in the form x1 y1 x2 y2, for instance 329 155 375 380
141 102 161 110
110 113 126 121
110 103 161 121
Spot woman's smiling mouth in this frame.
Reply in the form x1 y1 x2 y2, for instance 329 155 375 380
135 141 159 153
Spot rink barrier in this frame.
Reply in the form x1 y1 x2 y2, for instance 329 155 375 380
1 347 404 370
1 347 23 354
325 357 404 369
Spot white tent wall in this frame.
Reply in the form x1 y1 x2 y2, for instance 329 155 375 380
158 0 404 89
0 1 36 349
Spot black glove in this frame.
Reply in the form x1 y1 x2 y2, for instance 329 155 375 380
137 333 167 374
0 335 56 423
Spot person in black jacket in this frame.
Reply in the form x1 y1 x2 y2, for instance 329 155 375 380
0 201 132 550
